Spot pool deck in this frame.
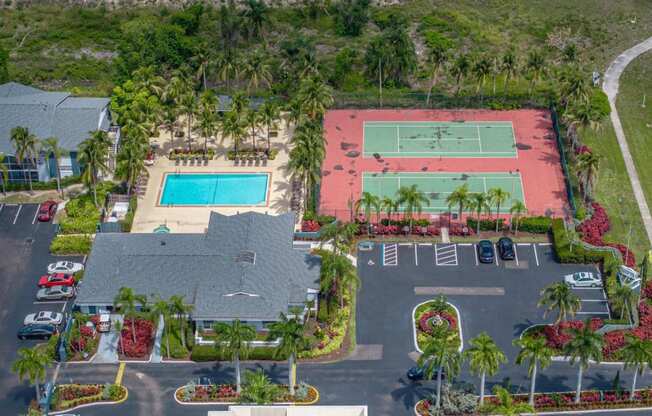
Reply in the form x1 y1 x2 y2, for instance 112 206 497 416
131 125 295 233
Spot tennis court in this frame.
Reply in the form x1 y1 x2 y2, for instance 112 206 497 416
362 172 525 213
363 121 517 158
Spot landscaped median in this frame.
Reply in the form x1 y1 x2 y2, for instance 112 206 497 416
413 296 463 353
174 380 318 405
50 383 127 413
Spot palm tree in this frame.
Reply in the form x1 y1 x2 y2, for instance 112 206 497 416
150 297 173 360
321 251 359 308
447 184 470 222
488 188 511 232
565 100 604 133
576 152 601 202
451 54 470 95
170 295 193 351
12 346 52 401
514 336 554 406
526 50 546 97
288 121 324 210
78 131 111 206
396 185 429 229
470 192 490 234
113 287 147 344
214 320 256 393
565 322 604 403
41 137 66 198
490 386 535 415
268 313 308 396
242 0 269 39
559 67 591 108
612 285 636 322
354 191 380 229
179 91 197 151
296 76 334 120
501 50 518 95
380 196 398 223
425 47 448 105
192 47 211 91
464 332 507 405
115 141 146 196
621 334 652 399
114 320 124 356
473 56 491 98
214 53 240 91
10 126 38 192
197 91 219 153
418 337 462 409
318 222 358 255
239 369 279 405
538 282 581 324
245 110 261 151
509 200 527 234
0 153 9 196
243 49 272 93
220 110 247 155
490 55 500 95
258 100 280 153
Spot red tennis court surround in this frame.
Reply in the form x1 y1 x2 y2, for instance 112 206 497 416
319 109 569 221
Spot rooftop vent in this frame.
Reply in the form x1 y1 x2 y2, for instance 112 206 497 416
235 250 256 265
160 240 166 246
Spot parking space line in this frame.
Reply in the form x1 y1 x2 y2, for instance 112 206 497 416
572 287 604 290
383 243 398 266
418 243 432 246
514 244 520 266
31 205 39 224
539 243 553 246
399 243 412 246
33 301 67 305
473 244 479 266
60 300 68 313
532 244 540 266
517 243 531 246
458 243 472 247
414 244 418 266
435 244 458 266
0 203 3 215
494 245 500 266
13 204 22 224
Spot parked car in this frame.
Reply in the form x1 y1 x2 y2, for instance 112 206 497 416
36 285 74 301
24 311 64 326
47 261 84 275
407 366 444 381
195 376 215 386
17 324 57 340
37 200 58 222
497 237 515 260
477 240 495 264
38 273 75 288
564 271 603 288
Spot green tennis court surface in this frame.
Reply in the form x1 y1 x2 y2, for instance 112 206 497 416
363 121 517 158
363 172 525 213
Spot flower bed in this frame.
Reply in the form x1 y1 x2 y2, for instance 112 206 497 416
577 202 636 267
51 384 127 411
413 299 462 352
175 383 318 404
119 318 155 359
67 314 101 361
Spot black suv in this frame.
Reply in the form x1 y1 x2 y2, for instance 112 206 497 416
497 237 515 260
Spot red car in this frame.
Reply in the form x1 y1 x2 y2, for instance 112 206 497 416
37 201 58 222
38 273 74 288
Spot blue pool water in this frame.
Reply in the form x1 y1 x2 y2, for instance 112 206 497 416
160 173 269 206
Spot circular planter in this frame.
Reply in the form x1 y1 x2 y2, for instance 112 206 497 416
412 300 463 353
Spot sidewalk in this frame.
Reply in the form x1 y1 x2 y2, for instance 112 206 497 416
151 315 164 363
92 315 123 364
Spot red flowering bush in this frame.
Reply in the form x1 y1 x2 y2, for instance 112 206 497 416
643 282 652 300
89 315 101 326
80 326 94 337
301 220 320 232
575 145 592 155
576 203 636 266
543 319 603 350
59 384 102 401
418 311 457 335
119 318 154 358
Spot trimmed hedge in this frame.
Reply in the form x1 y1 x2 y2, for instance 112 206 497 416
466 217 505 231
190 345 288 362
50 235 93 255
4 175 81 192
517 216 552 233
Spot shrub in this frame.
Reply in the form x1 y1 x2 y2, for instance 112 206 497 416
466 217 505 231
517 216 552 233
119 318 154 358
190 345 287 362
4 176 81 192
50 235 92 255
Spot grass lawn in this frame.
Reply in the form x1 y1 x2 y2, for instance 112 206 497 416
614 50 652 259
573 121 649 261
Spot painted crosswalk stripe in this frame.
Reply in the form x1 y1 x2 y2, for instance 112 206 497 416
435 244 458 266
383 243 398 266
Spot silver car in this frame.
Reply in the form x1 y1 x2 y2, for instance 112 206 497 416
36 285 74 301
564 271 602 288
47 261 84 275
24 311 64 326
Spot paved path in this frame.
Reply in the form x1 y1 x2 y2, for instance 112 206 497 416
92 315 123 364
151 315 164 363
603 36 652 245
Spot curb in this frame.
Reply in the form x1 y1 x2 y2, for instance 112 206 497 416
414 399 652 415
49 387 128 415
173 385 319 406
412 300 463 354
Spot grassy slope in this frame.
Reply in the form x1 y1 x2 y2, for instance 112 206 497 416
613 50 652 258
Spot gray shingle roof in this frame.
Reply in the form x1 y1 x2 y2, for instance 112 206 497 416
0 82 110 154
75 212 321 321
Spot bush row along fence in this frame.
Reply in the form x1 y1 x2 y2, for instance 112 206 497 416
550 106 577 215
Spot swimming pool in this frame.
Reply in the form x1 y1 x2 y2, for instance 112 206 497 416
159 173 269 206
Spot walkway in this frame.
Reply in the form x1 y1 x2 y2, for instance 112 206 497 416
151 315 165 363
603 36 652 245
92 315 123 364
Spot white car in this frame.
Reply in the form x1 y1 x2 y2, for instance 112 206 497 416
47 261 84 275
564 271 603 288
24 311 64 326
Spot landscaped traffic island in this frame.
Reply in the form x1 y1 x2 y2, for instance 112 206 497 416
174 381 318 405
413 296 462 353
50 383 127 412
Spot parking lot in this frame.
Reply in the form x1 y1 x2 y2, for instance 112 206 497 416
358 240 603 362
0 202 83 414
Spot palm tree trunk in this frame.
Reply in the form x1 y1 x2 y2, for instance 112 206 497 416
496 202 501 232
435 365 443 408
426 67 438 106
266 123 272 153
164 316 171 359
35 380 40 401
476 209 481 234
235 351 242 393
131 316 137 344
515 216 520 235
289 353 296 396
187 114 192 151
56 162 63 198
492 74 497 95
529 362 537 406
575 365 583 403
503 74 510 94
180 315 187 350
631 368 638 400
479 370 486 405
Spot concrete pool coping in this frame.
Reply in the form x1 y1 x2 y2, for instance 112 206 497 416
156 171 272 207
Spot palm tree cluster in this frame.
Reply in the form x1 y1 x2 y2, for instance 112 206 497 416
353 185 430 230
